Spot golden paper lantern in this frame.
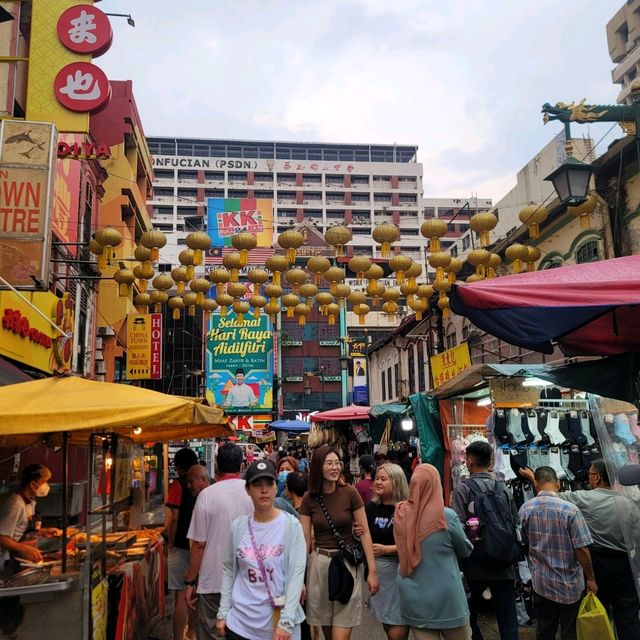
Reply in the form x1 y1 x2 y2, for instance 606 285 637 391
278 229 305 263
133 262 155 292
420 219 448 253
89 238 103 260
389 254 413 285
333 283 352 309
348 290 367 307
179 249 196 280
505 243 530 273
134 245 152 262
470 211 498 247
567 194 597 230
406 262 423 287
382 301 399 321
324 226 352 257
168 296 185 320
171 266 189 295
445 257 463 284
209 267 231 296
428 251 452 284
152 273 174 292
246 268 269 295
348 256 372 281
227 282 248 300
134 292 151 310
365 263 385 296
200 298 218 314
263 284 283 305
188 277 211 306
323 266 346 295
466 248 491 279
186 231 212 266
94 226 122 270
113 268 135 298
354 303 370 326
433 279 451 306
284 268 308 292
265 255 289 287
231 231 257 266
400 281 418 306
222 251 243 282
437 294 451 319
371 281 386 307
264 301 281 320
232 300 250 324
373 223 400 258
526 246 542 272
382 287 401 304
325 303 340 325
150 289 168 313
466 274 484 283
306 256 332 285
282 293 300 318
299 283 319 308
315 292 334 315
294 303 311 326
518 203 549 239
416 284 434 300
140 230 166 262
409 296 429 321
487 253 502 279
248 294 267 319
215 292 233 318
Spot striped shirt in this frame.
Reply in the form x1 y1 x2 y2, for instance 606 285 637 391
519 491 592 604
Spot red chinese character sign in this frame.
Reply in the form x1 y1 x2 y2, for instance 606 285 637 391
54 62 111 113
57 5 113 57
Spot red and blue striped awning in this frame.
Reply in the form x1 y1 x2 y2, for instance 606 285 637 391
449 255 640 356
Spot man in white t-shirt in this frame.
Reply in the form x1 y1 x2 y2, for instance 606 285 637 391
185 443 253 639
223 369 257 408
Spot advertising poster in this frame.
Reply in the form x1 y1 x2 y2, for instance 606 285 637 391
206 198 273 248
52 133 82 254
0 120 56 288
349 336 369 405
205 312 273 414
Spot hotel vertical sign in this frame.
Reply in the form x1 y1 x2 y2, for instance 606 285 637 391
126 313 162 380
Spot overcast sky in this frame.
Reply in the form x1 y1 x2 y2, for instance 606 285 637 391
99 1 620 201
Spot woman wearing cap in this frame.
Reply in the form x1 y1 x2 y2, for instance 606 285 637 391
394 464 473 640
366 463 410 640
300 445 379 640
216 460 307 640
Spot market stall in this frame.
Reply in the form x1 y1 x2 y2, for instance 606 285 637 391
0 375 231 640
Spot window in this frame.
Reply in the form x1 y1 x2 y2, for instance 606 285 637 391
204 171 224 181
424 207 435 218
374 194 392 202
408 348 415 394
177 170 198 181
462 235 471 251
446 325 457 350
351 193 370 202
576 240 599 264
387 368 393 400
154 169 174 180
381 371 386 401
451 246 458 258
228 190 248 198
351 175 369 185
543 261 562 269
228 172 248 182
399 194 417 203
418 349 426 392
154 187 174 197
394 363 400 398
254 173 273 182
462 322 471 341
205 189 224 198
158 263 172 272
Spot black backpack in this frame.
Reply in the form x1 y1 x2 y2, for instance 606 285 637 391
465 478 521 568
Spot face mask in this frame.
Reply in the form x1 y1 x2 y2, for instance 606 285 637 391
35 482 50 498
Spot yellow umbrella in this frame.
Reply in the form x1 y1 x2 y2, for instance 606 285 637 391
0 376 231 445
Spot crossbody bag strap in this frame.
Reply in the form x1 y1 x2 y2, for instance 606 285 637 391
316 495 346 550
247 518 277 608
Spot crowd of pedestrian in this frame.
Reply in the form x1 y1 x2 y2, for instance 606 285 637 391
163 440 639 640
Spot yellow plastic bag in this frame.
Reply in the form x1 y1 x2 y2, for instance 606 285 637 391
576 592 615 640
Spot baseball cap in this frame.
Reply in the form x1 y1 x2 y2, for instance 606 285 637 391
359 455 375 473
245 460 278 484
618 464 640 486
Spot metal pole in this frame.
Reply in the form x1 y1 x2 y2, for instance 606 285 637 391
339 305 348 406
61 431 69 573
320 367 326 408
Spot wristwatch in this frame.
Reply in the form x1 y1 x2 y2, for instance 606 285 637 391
278 618 294 632
184 577 197 587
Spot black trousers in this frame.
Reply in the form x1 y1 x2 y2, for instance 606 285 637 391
468 579 518 640
590 547 640 640
533 592 580 640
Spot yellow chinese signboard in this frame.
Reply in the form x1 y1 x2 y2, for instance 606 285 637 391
126 314 162 380
430 342 471 389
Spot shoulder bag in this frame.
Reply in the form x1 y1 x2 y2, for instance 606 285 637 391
316 494 365 567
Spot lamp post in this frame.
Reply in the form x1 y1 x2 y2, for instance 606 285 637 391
105 12 136 27
304 365 326 408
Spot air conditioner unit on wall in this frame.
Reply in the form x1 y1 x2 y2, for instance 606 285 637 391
96 362 106 374
97 326 115 337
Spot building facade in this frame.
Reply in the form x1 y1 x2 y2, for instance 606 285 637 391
608 0 640 104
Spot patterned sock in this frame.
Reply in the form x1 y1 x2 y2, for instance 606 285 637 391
526 410 542 443
520 412 534 443
560 446 576 481
538 446 550 470
527 445 541 471
580 411 595 446
567 444 583 479
545 412 566 446
566 411 587 446
548 447 566 480
509 446 529 477
507 409 527 444
558 414 573 445
494 410 510 445
499 445 517 481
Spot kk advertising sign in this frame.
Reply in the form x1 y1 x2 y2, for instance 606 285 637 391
0 121 57 289
430 342 472 389
126 314 162 380
207 198 273 248
205 312 273 415
349 336 369 405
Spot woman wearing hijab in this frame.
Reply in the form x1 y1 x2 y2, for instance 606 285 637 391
394 464 473 640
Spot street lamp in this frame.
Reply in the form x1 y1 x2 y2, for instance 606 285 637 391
338 355 350 372
105 12 136 27
544 157 594 207
304 367 326 406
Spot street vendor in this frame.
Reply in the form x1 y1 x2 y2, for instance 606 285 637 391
0 464 61 576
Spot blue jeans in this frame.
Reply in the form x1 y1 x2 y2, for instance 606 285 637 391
469 579 518 640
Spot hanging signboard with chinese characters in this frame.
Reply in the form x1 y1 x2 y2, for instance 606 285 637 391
26 1 113 133
126 314 163 380
430 342 472 389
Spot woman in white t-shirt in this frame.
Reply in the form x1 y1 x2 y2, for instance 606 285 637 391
217 460 307 640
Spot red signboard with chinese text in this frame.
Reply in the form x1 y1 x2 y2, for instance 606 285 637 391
57 5 113 56
54 62 111 113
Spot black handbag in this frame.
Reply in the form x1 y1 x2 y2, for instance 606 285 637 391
316 495 365 568
327 554 354 604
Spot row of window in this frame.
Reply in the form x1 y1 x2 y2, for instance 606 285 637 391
379 351 427 402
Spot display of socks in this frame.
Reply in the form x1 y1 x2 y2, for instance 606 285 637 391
558 414 573 444
544 411 566 446
538 446 550 469
509 446 529 477
507 408 527 444
566 411 587 446
494 410 510 445
537 410 550 444
527 445 541 471
580 411 596 446
560 447 576 481
548 446 566 480
520 412 535 443
526 410 542 442
613 413 636 445
567 444 584 480
498 445 517 481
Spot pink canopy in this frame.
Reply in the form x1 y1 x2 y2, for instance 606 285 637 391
310 404 371 422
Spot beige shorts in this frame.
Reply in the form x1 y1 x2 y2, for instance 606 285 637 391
305 550 363 628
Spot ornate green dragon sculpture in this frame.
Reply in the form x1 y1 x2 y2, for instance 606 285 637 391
542 99 640 136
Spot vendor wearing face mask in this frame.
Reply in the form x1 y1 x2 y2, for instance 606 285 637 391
0 464 61 574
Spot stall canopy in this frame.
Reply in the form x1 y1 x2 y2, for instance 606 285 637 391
310 404 371 422
449 255 640 356
0 376 231 446
429 353 640 407
268 419 311 432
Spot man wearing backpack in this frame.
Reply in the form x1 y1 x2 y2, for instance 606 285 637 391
451 441 520 640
